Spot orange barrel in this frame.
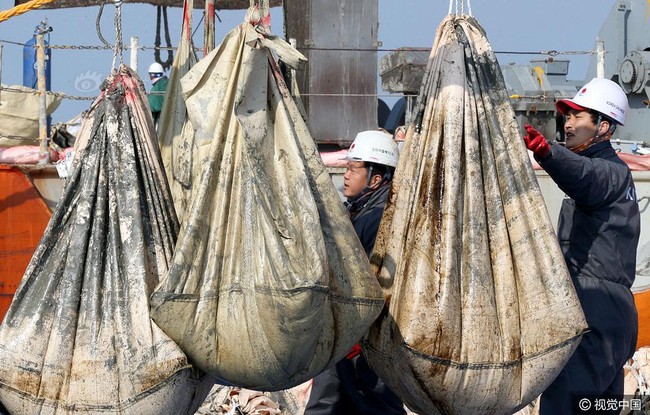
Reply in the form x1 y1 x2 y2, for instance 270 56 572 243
635 288 650 350
0 165 52 321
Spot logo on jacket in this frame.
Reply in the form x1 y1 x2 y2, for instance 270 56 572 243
627 187 638 202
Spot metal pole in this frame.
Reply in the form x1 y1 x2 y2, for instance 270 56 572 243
596 38 605 79
37 32 50 165
130 36 139 71
0 44 3 108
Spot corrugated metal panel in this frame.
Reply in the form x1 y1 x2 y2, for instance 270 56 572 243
285 0 378 146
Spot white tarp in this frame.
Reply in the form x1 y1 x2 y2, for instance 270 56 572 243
150 14 385 391
0 84 62 146
157 0 199 221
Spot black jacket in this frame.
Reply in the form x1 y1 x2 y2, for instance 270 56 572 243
346 183 391 256
305 181 404 415
538 141 640 288
537 140 641 412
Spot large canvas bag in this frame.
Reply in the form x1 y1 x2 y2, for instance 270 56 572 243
364 15 588 415
0 67 211 415
157 0 199 221
149 12 385 392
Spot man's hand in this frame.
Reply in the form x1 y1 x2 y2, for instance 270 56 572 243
523 124 551 159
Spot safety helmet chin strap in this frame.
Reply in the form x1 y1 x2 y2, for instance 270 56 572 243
364 163 394 188
569 114 616 154
365 164 376 188
346 164 391 205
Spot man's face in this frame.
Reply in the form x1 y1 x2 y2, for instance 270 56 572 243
343 161 368 198
564 109 598 149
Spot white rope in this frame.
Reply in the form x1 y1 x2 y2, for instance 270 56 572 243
110 0 123 70
448 0 473 16
626 353 650 396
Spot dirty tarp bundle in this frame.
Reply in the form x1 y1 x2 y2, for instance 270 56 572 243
363 15 588 415
149 14 385 391
157 0 199 221
0 66 211 415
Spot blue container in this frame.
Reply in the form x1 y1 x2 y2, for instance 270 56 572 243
23 24 52 91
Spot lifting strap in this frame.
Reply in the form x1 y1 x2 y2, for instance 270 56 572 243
155 5 174 71
448 0 473 16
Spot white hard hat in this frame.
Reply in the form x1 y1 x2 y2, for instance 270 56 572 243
345 130 399 168
148 62 164 74
556 77 628 125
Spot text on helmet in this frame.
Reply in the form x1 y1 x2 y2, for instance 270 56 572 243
606 100 625 114
372 147 395 156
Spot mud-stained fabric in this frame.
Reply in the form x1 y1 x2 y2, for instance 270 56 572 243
157 0 199 222
0 66 212 415
149 17 385 392
363 15 588 415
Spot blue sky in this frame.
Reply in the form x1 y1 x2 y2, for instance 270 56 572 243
0 0 616 122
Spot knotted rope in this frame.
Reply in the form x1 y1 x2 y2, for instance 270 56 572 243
0 0 55 23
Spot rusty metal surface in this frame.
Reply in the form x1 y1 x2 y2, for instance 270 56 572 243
14 0 281 9
284 0 378 145
379 48 430 94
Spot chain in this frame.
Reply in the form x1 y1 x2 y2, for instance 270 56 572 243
0 85 95 101
0 40 174 51
0 38 27 47
47 91 97 101
0 38 599 57
51 44 113 50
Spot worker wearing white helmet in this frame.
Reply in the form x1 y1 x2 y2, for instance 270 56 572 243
523 78 640 415
306 130 405 415
340 130 400 253
342 129 399 198
148 62 164 78
147 62 168 125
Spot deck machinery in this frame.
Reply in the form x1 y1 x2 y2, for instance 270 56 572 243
379 0 650 153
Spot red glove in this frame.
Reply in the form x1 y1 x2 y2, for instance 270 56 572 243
523 124 551 159
346 343 362 360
